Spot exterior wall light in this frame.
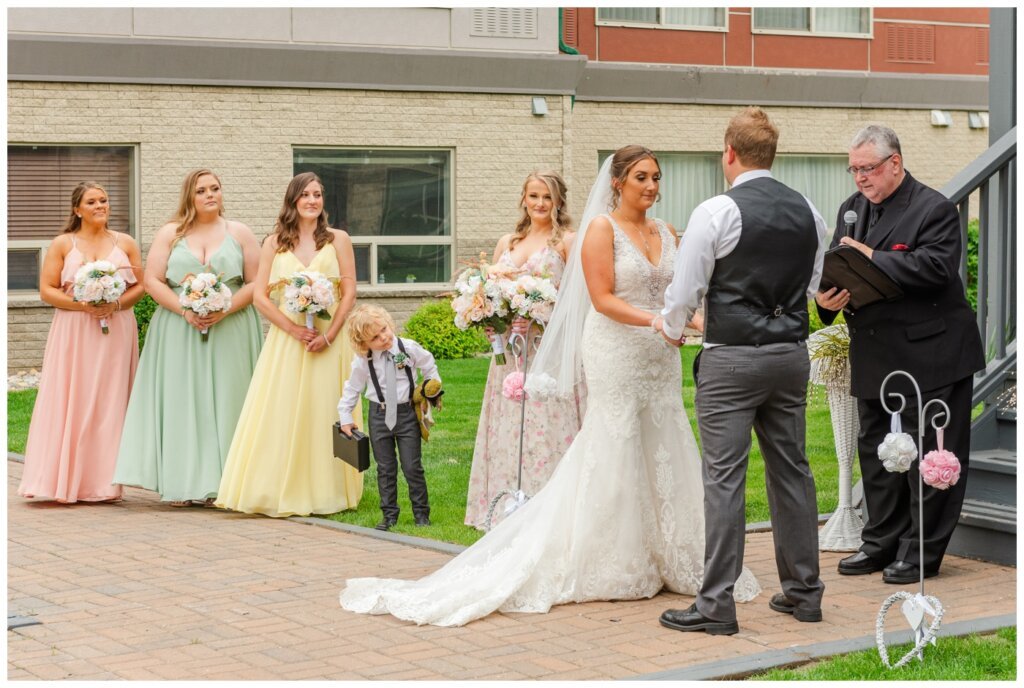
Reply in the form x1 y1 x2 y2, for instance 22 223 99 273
930 110 953 127
968 112 990 129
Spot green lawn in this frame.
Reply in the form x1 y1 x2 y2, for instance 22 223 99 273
751 626 1016 680
7 345 853 548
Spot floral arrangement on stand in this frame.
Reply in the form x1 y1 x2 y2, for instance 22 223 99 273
72 260 128 334
451 253 520 365
179 272 233 341
874 370 958 670
808 323 864 552
269 270 338 329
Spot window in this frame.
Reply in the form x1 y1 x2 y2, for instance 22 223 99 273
772 155 852 233
597 8 726 30
294 148 452 286
597 151 850 236
599 151 725 230
7 145 135 293
753 8 870 36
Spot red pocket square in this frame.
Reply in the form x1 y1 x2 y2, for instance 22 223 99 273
891 243 910 251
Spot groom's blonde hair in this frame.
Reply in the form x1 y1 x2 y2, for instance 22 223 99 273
724 107 778 169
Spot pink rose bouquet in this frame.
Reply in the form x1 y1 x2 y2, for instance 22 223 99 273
920 449 961 490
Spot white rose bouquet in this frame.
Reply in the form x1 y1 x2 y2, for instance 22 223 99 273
502 272 558 325
451 253 519 364
72 260 128 335
270 270 338 329
179 272 233 342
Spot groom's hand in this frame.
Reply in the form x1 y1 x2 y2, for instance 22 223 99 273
661 330 683 348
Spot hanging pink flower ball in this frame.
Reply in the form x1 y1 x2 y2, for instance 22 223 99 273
920 449 961 490
502 371 527 401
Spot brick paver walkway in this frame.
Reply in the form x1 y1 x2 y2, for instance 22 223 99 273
7 458 1016 680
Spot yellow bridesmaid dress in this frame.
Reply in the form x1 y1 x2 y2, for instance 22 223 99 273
216 243 362 516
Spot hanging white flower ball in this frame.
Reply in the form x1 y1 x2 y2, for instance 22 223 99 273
878 432 916 473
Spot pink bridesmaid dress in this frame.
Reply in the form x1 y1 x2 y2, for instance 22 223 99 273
18 233 139 502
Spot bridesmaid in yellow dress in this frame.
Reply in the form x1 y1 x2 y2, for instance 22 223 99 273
216 172 362 517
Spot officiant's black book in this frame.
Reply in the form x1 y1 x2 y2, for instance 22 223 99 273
819 244 903 310
333 423 370 472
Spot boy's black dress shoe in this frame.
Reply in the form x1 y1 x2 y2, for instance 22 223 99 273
882 560 938 584
837 551 885 575
768 593 823 622
659 604 738 636
414 516 431 526
375 519 397 531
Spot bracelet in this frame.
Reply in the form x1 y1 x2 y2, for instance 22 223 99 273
322 332 332 346
650 315 661 333
115 299 121 311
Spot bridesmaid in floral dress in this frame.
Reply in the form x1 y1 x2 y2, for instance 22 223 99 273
19 182 145 503
464 171 585 530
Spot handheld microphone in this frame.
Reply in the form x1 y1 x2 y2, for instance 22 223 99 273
843 210 858 239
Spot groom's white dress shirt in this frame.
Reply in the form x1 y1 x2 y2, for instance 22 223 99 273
660 169 828 344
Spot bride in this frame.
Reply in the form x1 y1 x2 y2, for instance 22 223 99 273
340 146 760 626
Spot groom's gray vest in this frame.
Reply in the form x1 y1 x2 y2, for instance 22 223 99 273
704 176 817 346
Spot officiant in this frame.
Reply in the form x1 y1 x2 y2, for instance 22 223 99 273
816 124 984 584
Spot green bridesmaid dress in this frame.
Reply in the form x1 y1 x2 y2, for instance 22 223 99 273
114 231 263 501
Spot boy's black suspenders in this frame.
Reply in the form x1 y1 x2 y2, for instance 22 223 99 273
367 337 415 409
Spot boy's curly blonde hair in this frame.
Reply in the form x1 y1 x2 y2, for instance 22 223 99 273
347 304 397 356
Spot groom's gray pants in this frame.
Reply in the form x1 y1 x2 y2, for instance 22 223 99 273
694 341 824 622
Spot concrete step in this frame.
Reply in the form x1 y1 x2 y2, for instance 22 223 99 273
948 499 1017 566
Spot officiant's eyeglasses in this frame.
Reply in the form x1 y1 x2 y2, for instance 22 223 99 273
846 154 894 177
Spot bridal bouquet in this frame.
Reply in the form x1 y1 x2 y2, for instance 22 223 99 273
451 253 520 364
270 270 338 329
179 272 233 342
72 260 128 335
502 272 558 325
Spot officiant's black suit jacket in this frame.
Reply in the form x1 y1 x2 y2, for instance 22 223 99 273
817 172 984 399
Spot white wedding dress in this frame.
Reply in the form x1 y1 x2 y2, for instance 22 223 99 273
340 216 761 627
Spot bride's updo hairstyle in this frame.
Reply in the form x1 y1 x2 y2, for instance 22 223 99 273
609 145 660 209
511 170 573 250
724 106 778 168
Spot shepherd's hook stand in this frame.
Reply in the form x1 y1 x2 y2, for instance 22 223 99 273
874 370 949 669
483 326 542 531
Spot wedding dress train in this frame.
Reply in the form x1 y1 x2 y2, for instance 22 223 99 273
340 217 760 626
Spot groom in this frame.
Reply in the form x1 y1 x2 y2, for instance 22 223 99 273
657 107 827 635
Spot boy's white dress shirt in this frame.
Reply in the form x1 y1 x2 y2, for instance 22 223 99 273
337 337 440 426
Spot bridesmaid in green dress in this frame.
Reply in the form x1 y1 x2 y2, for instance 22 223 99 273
114 169 263 506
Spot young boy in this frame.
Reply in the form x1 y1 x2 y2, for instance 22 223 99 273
338 305 439 531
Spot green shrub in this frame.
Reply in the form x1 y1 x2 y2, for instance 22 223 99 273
966 218 979 311
402 299 490 359
133 294 158 351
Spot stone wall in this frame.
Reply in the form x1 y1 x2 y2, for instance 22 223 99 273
7 81 990 372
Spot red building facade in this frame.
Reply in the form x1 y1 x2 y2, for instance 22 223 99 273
564 7 988 76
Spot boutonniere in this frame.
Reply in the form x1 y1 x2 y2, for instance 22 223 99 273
393 352 409 369
891 243 910 251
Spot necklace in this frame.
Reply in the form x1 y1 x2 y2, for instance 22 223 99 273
614 214 656 258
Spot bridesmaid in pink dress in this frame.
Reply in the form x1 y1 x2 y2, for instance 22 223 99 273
464 171 586 530
18 182 145 503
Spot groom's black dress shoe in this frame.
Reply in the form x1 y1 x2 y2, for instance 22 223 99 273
414 515 431 527
375 519 397 531
659 604 738 636
882 560 938 584
768 593 822 622
837 551 885 575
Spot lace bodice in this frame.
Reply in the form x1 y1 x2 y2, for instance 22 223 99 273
604 215 676 310
499 244 566 287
